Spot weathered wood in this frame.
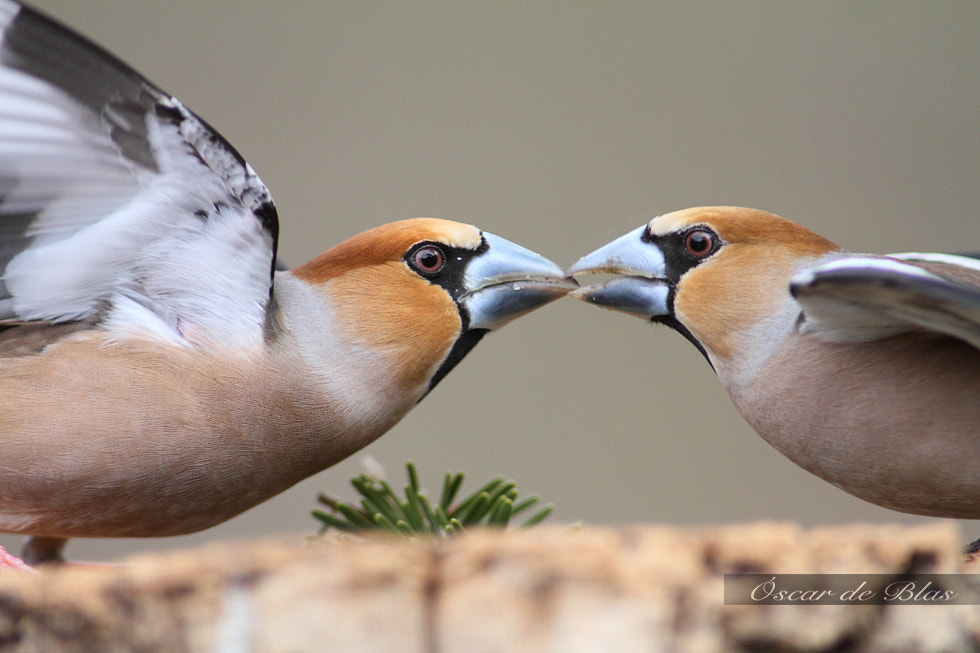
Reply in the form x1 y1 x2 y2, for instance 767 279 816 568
0 523 977 652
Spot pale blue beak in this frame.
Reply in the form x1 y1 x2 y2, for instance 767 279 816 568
567 225 671 320
461 232 576 330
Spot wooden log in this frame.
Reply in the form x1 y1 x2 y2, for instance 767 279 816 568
0 523 977 652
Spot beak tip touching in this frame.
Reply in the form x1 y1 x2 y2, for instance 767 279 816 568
563 228 670 318
460 234 578 331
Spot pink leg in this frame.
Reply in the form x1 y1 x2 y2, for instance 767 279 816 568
0 545 38 573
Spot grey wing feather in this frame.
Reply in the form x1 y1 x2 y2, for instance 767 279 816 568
790 254 980 350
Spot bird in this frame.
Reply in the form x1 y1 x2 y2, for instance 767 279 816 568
567 206 980 523
0 1 574 569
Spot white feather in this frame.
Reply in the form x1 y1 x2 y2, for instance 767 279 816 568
0 6 278 351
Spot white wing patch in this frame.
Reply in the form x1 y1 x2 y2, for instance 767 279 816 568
890 251 980 273
0 3 278 351
791 255 980 349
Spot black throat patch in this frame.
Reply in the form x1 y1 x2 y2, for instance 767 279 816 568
419 328 487 401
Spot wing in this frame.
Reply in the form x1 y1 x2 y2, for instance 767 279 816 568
0 1 279 350
790 254 980 349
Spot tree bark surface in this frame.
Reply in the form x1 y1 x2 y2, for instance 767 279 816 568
0 523 977 652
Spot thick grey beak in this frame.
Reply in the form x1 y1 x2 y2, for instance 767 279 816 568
567 225 671 320
461 232 576 330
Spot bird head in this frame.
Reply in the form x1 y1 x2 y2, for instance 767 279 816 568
568 207 840 373
290 218 574 398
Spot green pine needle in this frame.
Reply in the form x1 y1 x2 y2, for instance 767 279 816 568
314 462 554 537
407 462 421 495
522 504 555 528
440 473 464 511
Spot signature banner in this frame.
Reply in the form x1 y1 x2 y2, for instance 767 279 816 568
724 574 980 605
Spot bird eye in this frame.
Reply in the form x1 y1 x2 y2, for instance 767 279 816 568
412 245 445 275
685 229 715 257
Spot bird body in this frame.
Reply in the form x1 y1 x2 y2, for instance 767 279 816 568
734 328 980 518
1 251 458 540
570 206 980 519
0 1 573 564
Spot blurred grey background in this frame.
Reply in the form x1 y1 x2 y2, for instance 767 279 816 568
4 1 978 562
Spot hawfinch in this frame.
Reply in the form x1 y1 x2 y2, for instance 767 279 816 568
0 2 572 569
568 206 980 521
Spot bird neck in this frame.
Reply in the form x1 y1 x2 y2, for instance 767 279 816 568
263 272 440 449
